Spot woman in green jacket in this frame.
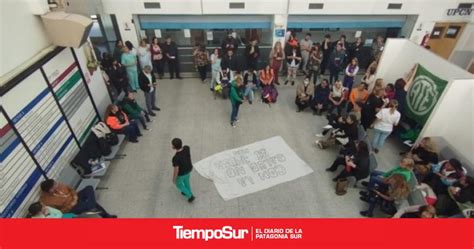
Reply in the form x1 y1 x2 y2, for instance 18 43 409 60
121 92 151 130
229 77 245 128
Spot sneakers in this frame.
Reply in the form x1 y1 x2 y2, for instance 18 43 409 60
360 211 373 217
361 181 369 187
86 163 106 177
231 122 237 128
144 127 151 131
188 196 196 203
152 107 161 111
284 80 289 85
373 148 379 154
149 112 156 116
291 81 295 86
315 133 324 138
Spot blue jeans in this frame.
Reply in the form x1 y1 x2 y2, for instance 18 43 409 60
69 186 109 217
244 84 256 103
372 128 391 150
367 170 386 190
231 102 241 123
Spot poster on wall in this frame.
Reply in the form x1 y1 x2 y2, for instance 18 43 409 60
405 64 448 125
43 49 98 145
73 40 112 119
0 114 43 218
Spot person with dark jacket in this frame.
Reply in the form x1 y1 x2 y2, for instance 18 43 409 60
436 176 474 216
349 37 364 63
320 34 332 75
311 79 330 115
221 31 239 52
316 114 358 149
121 92 151 130
245 39 260 70
361 88 386 130
108 59 129 94
328 42 346 84
139 65 160 116
394 78 407 114
163 36 182 79
327 141 370 182
284 44 302 86
220 49 239 73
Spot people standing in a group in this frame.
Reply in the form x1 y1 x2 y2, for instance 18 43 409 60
139 65 160 117
284 44 301 86
371 99 401 153
269 41 284 85
210 48 222 92
295 78 314 112
245 38 260 71
307 45 322 85
150 37 165 79
221 31 239 52
108 59 129 95
137 38 152 70
221 49 239 74
193 44 210 83
121 43 139 91
328 42 345 84
343 58 360 94
299 33 313 75
336 34 349 55
171 138 195 203
311 79 330 115
163 36 182 79
229 76 245 127
321 34 333 75
113 40 124 62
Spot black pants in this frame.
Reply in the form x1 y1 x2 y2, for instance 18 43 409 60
152 59 164 78
69 186 110 217
197 66 207 81
168 59 180 78
295 98 311 111
328 156 345 172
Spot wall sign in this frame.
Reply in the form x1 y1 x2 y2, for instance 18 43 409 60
446 8 473 16
274 29 285 38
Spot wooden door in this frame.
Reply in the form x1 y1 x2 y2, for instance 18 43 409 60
427 22 466 59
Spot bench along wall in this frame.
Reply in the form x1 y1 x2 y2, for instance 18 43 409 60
375 38 474 166
0 46 110 218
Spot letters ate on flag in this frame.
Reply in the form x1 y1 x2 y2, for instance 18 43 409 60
405 64 448 125
194 136 314 201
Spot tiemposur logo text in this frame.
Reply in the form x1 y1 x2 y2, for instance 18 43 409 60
173 226 249 241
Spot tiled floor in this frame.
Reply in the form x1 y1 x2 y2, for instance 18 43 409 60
97 76 404 217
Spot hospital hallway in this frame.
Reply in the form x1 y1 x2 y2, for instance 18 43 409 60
96 77 402 218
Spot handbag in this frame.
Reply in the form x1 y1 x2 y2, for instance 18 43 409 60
335 178 349 195
105 132 119 146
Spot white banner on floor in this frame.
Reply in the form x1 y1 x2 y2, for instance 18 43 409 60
194 136 314 201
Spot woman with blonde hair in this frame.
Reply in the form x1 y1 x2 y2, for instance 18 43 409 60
360 174 411 217
269 41 285 85
328 80 346 115
371 78 384 94
371 99 400 153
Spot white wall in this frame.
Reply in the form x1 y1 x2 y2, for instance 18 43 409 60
376 38 474 84
421 79 474 165
0 0 51 80
202 0 288 14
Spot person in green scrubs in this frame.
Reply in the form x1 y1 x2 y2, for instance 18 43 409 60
121 45 139 91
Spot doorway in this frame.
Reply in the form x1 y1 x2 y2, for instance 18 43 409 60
427 22 466 59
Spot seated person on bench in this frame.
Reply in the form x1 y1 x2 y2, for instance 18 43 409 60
39 179 117 218
28 202 65 218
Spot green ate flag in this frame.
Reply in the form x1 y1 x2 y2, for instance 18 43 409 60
405 64 448 125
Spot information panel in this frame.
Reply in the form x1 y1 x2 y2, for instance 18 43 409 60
0 115 42 217
42 49 98 145
2 70 79 181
